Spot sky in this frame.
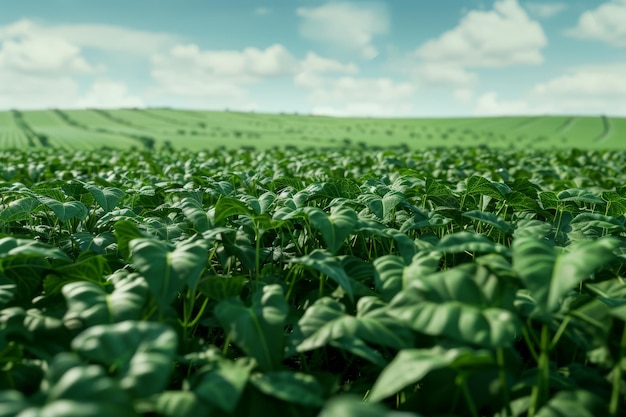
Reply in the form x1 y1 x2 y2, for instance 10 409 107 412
1 0 625 117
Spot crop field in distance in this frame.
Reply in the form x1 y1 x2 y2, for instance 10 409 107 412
0 109 625 417
0 108 625 151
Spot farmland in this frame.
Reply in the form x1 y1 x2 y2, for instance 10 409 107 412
0 109 625 150
0 110 625 416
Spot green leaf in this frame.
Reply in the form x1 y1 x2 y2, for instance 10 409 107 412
436 231 510 256
44 252 109 295
0 275 16 308
214 284 287 371
387 264 519 347
214 196 253 224
319 395 423 417
197 275 246 301
305 206 357 254
462 210 513 233
0 237 71 261
129 237 208 309
191 358 255 412
72 321 177 399
152 391 210 417
178 197 211 233
38 195 88 223
535 389 606 417
250 371 324 407
288 297 394 367
0 197 40 224
512 237 619 314
85 184 126 213
368 347 493 403
373 255 406 301
291 249 353 301
62 273 148 328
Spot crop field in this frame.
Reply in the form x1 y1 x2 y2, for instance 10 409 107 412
1 140 625 416
0 109 625 151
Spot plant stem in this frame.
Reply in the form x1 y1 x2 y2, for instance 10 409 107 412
527 323 550 417
609 324 626 416
458 373 479 417
497 347 512 417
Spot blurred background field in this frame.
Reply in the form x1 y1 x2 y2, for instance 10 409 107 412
1 109 624 151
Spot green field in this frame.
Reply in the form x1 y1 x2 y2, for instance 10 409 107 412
0 109 624 150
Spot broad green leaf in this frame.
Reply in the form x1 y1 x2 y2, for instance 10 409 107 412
85 184 126 213
46 365 134 415
214 284 287 371
44 252 109 295
534 389 606 417
250 371 324 407
38 195 88 223
512 237 619 314
387 264 519 347
0 275 16 308
113 219 147 260
288 297 397 366
557 188 604 205
319 395 423 417
291 249 353 301
0 391 29 417
0 197 40 224
71 231 116 254
152 391 210 417
214 196 253 224
465 175 509 200
462 210 513 233
62 273 148 328
436 231 510 256
0 237 71 261
368 347 493 403
129 237 208 309
72 321 177 398
178 197 210 233
304 206 357 254
373 255 405 301
197 275 246 301
191 358 255 412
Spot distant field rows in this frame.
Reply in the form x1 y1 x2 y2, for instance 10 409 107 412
0 109 624 151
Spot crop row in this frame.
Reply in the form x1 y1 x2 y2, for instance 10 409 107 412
0 145 625 416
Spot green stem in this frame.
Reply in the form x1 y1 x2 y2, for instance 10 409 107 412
609 324 626 416
458 373 479 417
497 348 512 417
527 323 550 417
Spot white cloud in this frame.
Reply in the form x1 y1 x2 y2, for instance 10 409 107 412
472 63 626 116
0 19 177 55
296 2 389 59
151 43 299 108
255 7 270 15
530 63 626 114
474 91 531 115
411 64 478 87
75 80 145 109
0 22 94 75
565 0 626 47
0 72 80 109
302 76 415 117
525 2 567 18
454 89 474 104
416 0 547 68
295 52 359 88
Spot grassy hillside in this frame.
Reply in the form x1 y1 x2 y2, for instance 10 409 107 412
0 109 624 151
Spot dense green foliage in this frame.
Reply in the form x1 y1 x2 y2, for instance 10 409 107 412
1 109 625 150
1 145 625 416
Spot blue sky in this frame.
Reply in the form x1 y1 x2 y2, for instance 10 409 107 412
1 0 625 116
